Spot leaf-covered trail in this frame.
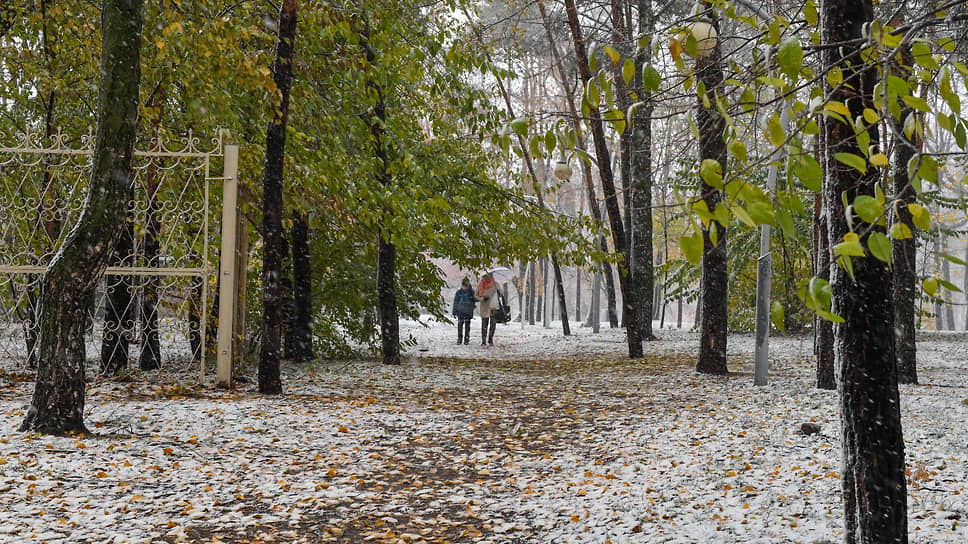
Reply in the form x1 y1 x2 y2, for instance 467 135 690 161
1 323 966 543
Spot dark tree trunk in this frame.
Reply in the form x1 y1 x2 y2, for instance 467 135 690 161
601 238 619 328
630 0 656 341
694 3 728 375
891 99 918 384
575 267 581 323
814 193 835 390
821 0 908 540
360 18 400 366
100 212 134 375
527 261 536 325
551 255 570 334
138 169 162 370
290 213 313 361
259 0 297 394
138 82 164 371
564 0 640 357
282 233 295 359
20 0 142 434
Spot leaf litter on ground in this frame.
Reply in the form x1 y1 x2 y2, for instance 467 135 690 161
0 319 966 543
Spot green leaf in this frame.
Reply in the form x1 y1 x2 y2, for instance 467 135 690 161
700 159 724 189
680 231 703 265
776 207 796 238
938 278 963 293
917 155 938 185
833 232 866 257
852 195 883 223
793 154 823 192
776 38 803 80
510 117 529 137
771 301 786 333
908 203 931 230
643 65 661 92
817 310 845 323
585 81 601 108
923 277 939 297
767 112 785 147
808 277 833 310
889 221 913 240
835 152 867 174
901 95 931 113
804 0 818 27
731 204 756 227
912 41 939 70
868 232 892 264
729 140 748 163
746 201 775 226
940 252 968 266
622 58 635 85
545 130 557 155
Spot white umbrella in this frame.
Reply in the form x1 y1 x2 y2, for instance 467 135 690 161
487 266 514 284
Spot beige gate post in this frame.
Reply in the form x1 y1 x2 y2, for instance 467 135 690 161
216 144 239 387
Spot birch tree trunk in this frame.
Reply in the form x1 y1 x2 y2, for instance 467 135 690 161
20 0 143 434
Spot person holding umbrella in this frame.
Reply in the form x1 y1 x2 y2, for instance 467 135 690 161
476 272 498 346
451 278 476 345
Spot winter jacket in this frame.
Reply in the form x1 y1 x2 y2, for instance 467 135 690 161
452 287 476 319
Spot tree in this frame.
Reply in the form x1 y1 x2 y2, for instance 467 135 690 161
289 213 313 362
694 4 728 375
563 0 642 358
629 0 656 341
891 55 919 385
20 0 143 434
259 0 297 393
820 0 907 540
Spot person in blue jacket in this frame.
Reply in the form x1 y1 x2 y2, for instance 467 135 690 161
451 278 476 344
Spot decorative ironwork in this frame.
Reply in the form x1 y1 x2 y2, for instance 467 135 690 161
0 128 229 372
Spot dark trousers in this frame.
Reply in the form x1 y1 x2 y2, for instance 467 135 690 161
481 317 496 344
457 318 471 343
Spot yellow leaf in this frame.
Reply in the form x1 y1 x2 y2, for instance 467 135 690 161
338 425 349 433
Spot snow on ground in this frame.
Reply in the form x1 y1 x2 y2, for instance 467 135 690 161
0 318 966 543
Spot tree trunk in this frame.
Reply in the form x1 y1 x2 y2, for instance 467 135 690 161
259 0 297 393
941 235 955 329
360 18 400 366
814 193 835 390
290 213 313 361
630 0 656 341
821 0 908 540
139 179 162 370
138 82 164 371
563 0 640 357
527 261 536 325
891 97 918 383
20 0 142 434
100 212 134 375
282 233 295 359
694 2 728 375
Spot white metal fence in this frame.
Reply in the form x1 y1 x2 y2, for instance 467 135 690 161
0 129 238 384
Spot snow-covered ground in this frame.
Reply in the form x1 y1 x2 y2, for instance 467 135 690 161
0 318 966 543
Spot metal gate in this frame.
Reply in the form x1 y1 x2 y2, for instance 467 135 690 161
0 129 239 385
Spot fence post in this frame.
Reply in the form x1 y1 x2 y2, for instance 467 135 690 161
216 144 239 387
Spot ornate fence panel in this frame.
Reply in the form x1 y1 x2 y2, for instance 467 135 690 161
0 130 237 382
